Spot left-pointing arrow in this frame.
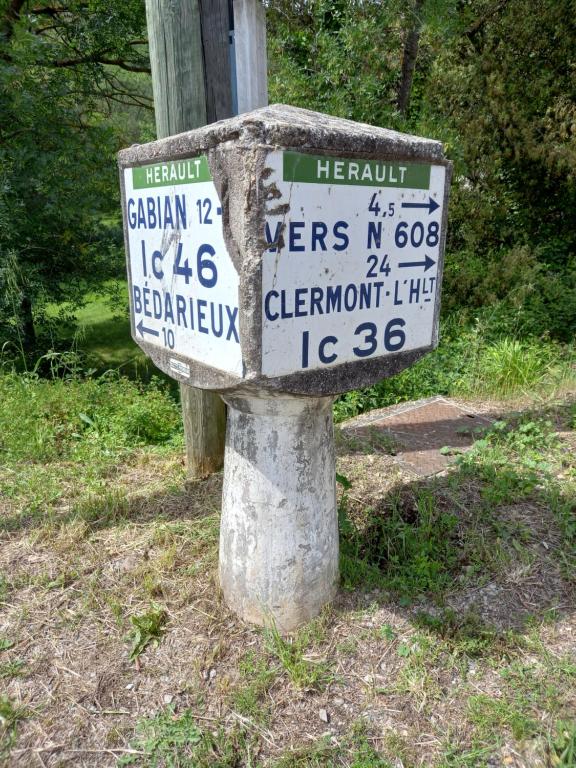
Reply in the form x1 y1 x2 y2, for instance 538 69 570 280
398 254 436 272
136 318 160 338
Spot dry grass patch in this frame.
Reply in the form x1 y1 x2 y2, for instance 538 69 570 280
1 394 575 766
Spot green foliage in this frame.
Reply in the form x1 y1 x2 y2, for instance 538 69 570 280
124 711 390 768
430 0 576 340
0 659 25 679
0 367 183 533
264 622 333 690
0 0 151 359
120 708 252 767
454 416 576 580
339 487 459 597
413 609 523 659
127 605 168 662
0 696 26 758
269 0 576 345
456 338 570 397
268 1 404 127
334 312 574 421
467 693 538 743
272 720 392 767
231 651 277 723
457 419 558 505
0 369 181 464
550 723 576 767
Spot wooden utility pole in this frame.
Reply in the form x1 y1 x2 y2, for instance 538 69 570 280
145 0 267 479
146 0 231 479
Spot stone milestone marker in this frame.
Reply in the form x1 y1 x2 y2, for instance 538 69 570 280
119 104 452 632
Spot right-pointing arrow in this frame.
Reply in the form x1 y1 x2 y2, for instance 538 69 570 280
400 196 440 214
398 254 436 272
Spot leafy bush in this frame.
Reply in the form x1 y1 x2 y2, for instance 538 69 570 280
334 313 574 422
0 370 182 464
455 338 569 398
339 488 459 597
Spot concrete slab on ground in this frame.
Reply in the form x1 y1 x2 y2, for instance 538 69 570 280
340 396 493 477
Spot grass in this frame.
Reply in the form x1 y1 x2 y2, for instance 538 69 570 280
271 722 392 767
334 314 575 422
550 722 576 767
46 281 151 378
339 486 460 597
0 696 27 759
413 609 524 660
1 383 575 765
231 651 278 724
264 620 333 691
1 288 576 766
118 707 254 767
37 282 576 421
121 713 391 768
0 367 183 533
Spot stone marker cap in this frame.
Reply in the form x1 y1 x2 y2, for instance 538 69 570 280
119 104 452 396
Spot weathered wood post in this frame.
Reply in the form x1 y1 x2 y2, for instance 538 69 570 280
145 0 240 478
119 104 451 632
145 0 268 479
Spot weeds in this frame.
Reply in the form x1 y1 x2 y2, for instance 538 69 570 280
231 651 277 724
457 338 569 398
467 693 539 742
264 622 333 691
413 609 523 660
0 696 26 758
0 659 25 679
127 605 168 662
119 707 253 767
339 487 459 598
271 721 391 767
549 722 576 767
0 371 181 464
0 369 184 532
333 314 574 422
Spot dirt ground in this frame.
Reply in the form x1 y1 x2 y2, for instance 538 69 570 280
1 395 575 767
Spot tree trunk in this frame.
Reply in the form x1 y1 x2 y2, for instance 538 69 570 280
397 0 424 116
18 294 36 353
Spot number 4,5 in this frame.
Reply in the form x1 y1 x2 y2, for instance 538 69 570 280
368 193 395 217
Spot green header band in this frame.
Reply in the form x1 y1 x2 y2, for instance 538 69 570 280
283 151 431 189
132 156 211 189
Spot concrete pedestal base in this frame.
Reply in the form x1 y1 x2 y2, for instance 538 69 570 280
219 392 339 633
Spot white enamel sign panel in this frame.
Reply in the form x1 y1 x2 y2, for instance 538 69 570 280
123 158 241 376
262 151 447 376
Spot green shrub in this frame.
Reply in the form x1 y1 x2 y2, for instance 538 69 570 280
334 312 574 422
0 370 182 464
455 338 566 397
339 489 459 597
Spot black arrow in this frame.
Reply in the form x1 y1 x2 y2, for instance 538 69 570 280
401 196 439 214
136 318 160 338
398 254 436 272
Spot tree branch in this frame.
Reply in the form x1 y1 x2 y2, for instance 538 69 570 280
30 5 73 16
463 0 509 46
51 54 150 73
